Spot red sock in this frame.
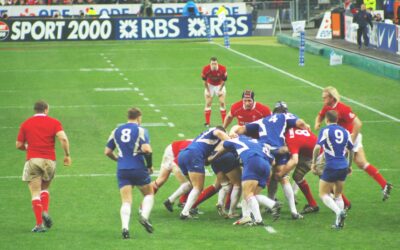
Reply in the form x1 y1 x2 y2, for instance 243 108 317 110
204 109 211 125
298 180 318 207
179 192 189 205
192 185 218 208
220 109 226 123
32 199 43 226
224 186 233 210
341 193 351 208
40 191 49 213
364 164 386 189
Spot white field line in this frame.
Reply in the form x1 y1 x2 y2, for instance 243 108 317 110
0 169 214 180
0 65 263 73
213 43 400 123
264 226 277 234
94 88 133 92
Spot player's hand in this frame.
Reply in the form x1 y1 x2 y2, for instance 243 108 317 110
64 156 72 166
148 167 154 175
310 163 317 175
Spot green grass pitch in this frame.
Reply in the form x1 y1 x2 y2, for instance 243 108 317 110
0 37 399 249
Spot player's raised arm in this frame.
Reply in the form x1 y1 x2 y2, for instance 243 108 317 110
56 130 71 166
213 126 230 141
223 111 234 129
314 114 323 131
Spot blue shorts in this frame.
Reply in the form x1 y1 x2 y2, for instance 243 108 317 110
242 156 271 188
211 152 240 174
178 149 205 176
117 168 151 189
271 150 289 166
321 168 348 182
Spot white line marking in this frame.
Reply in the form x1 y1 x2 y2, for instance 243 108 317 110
144 98 149 101
134 87 139 91
128 82 133 85
154 109 161 112
178 133 185 137
80 68 118 72
94 88 132 92
139 93 144 96
161 117 168 120
264 226 277 234
149 104 155 107
111 64 115 67
106 60 111 63
119 73 124 76
214 43 400 123
124 78 129 81
168 122 175 127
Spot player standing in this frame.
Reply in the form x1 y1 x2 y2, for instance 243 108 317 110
314 86 392 201
105 108 154 239
16 100 71 232
312 110 354 229
202 57 228 127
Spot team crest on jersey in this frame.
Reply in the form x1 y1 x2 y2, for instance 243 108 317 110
0 21 10 41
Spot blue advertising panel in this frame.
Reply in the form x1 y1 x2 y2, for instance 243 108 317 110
376 22 398 53
0 15 251 42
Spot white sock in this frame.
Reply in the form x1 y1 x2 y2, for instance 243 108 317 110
217 183 231 206
247 196 262 223
241 199 250 218
120 202 131 230
282 182 298 214
181 188 200 216
255 194 276 209
168 182 192 203
228 186 240 214
292 182 300 196
321 194 341 216
141 195 154 220
334 196 344 210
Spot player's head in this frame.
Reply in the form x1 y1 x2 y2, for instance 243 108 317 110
273 101 288 114
242 90 255 110
210 57 218 70
34 100 49 114
325 110 338 124
128 107 142 123
322 86 340 106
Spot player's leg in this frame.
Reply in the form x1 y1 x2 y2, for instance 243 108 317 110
152 144 174 193
293 161 319 214
181 172 205 219
24 159 47 232
193 174 222 210
276 164 301 219
354 145 391 200
204 87 213 126
319 180 341 216
242 180 263 225
172 165 191 207
39 159 55 229
119 185 133 239
217 87 226 123
138 183 154 233
333 180 346 228
225 167 242 217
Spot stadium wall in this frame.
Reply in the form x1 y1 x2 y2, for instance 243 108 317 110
277 33 400 81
